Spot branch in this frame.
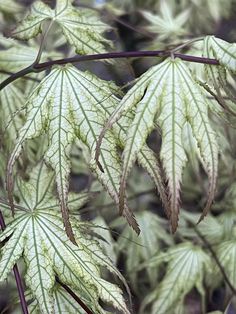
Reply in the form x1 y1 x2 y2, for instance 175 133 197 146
0 50 219 91
0 210 29 314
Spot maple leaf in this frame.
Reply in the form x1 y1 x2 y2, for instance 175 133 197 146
0 163 130 314
140 243 211 314
204 36 236 72
12 0 112 55
0 77 25 146
97 58 218 231
142 1 190 41
7 65 140 238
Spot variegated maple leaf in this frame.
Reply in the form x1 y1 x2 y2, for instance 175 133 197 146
7 64 140 238
97 58 218 231
140 243 211 314
203 36 236 115
0 77 25 145
12 0 111 55
0 163 130 314
204 36 236 72
0 36 61 72
142 1 190 41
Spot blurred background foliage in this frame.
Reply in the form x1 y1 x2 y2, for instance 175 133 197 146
0 0 236 313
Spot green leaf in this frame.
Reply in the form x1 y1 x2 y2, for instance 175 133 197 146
142 1 190 40
141 243 211 314
0 79 25 146
29 285 87 313
0 0 22 15
214 240 236 289
8 65 139 234
0 163 130 314
117 211 172 287
204 36 236 72
54 286 87 314
92 216 117 264
0 36 62 72
102 58 218 231
12 0 111 54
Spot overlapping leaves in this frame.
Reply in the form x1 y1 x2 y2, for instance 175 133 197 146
98 57 218 231
12 0 111 54
0 163 130 314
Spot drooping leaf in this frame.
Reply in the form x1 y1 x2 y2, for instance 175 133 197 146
98 58 218 231
12 0 112 55
214 240 236 290
204 36 236 107
93 75 169 218
0 77 25 145
141 243 211 314
204 36 236 72
7 65 139 234
0 163 130 314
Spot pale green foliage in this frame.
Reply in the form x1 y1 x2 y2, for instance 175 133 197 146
142 1 190 40
117 211 173 287
29 285 87 313
0 36 61 72
103 57 218 231
141 243 212 314
1 0 236 312
215 241 236 289
13 0 111 54
0 79 24 145
0 163 130 314
92 216 117 264
204 36 236 72
8 64 140 233
0 37 39 72
0 0 22 16
203 36 236 116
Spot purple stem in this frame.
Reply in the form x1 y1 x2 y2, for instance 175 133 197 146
0 50 219 91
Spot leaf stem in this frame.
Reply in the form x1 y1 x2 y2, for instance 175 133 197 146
0 50 219 91
0 210 29 314
57 278 94 314
170 36 205 53
34 20 54 64
192 223 236 296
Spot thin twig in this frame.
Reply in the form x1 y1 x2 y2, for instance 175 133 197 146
0 210 29 314
57 278 94 314
0 50 219 91
0 70 40 82
170 37 204 53
34 20 54 64
192 223 236 296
